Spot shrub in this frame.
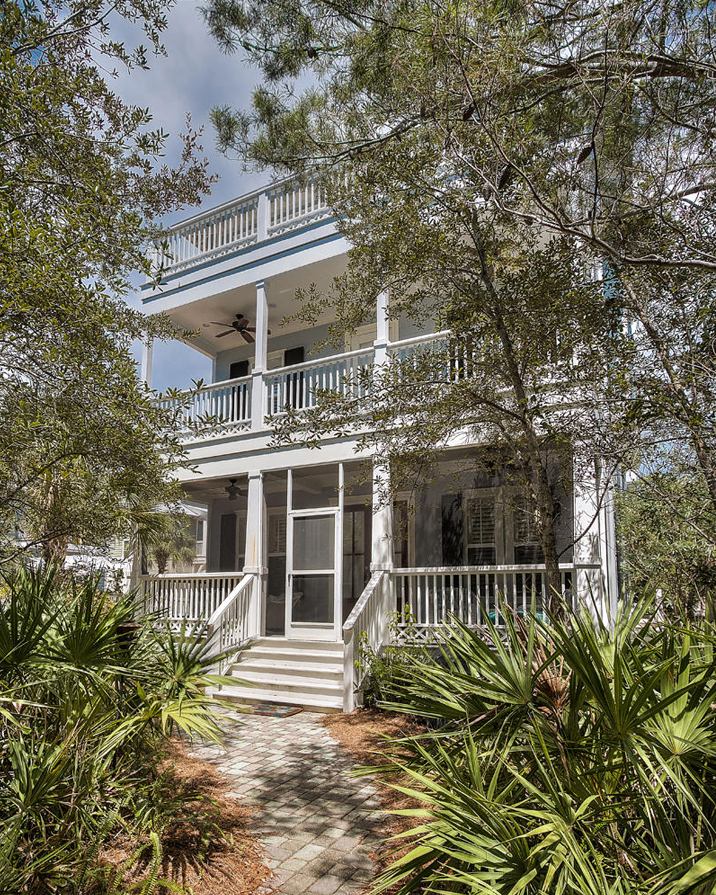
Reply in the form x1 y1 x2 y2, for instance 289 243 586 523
356 610 429 707
0 565 227 894
372 600 716 894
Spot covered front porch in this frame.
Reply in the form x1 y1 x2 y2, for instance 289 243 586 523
138 451 610 709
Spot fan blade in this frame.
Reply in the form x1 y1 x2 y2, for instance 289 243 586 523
241 330 256 344
204 321 231 327
215 330 235 337
244 326 256 332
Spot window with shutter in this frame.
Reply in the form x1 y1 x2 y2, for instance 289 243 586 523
269 512 286 555
465 497 496 565
229 360 250 380
513 498 544 564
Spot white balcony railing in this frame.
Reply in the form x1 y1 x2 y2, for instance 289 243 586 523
156 332 483 443
267 179 329 236
157 375 251 435
391 564 602 643
264 347 373 416
389 330 485 382
154 175 333 277
140 572 244 628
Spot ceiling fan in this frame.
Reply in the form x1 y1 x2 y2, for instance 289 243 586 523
225 478 242 501
203 314 270 344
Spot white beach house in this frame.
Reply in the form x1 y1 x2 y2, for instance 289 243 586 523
138 176 617 711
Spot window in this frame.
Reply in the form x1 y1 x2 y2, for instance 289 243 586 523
513 498 544 564
269 512 286 555
229 360 250 380
465 497 496 565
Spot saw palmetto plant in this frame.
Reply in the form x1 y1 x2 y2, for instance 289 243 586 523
372 600 716 894
0 565 227 894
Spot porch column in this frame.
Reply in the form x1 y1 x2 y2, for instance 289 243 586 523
140 338 154 388
573 456 615 624
375 289 390 353
251 280 269 429
243 471 267 636
370 462 394 657
371 462 394 571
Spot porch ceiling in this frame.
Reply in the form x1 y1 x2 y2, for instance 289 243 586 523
163 255 347 359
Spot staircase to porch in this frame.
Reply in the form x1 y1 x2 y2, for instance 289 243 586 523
216 638 345 711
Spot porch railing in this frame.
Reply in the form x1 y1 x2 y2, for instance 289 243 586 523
157 375 251 435
139 572 243 627
206 573 257 662
154 194 259 275
153 175 332 276
267 177 329 236
156 331 496 442
342 570 390 712
264 347 373 416
389 330 482 382
391 564 601 643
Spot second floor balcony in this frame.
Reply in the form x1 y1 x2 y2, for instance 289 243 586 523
158 331 452 443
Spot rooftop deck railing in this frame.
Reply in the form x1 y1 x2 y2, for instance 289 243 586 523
153 175 333 277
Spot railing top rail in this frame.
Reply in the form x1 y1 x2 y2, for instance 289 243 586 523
392 563 600 574
138 572 242 581
207 572 255 628
343 569 385 635
265 346 374 377
388 330 452 351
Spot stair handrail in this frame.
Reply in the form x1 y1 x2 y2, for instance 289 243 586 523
342 570 388 711
206 572 257 660
343 570 384 636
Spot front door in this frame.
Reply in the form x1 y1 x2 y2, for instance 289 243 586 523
286 509 340 640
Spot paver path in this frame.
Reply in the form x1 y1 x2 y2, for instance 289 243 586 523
189 711 386 895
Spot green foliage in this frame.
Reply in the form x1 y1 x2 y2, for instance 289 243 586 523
0 566 228 894
147 514 197 575
369 601 716 893
0 0 215 565
618 466 716 621
356 610 427 707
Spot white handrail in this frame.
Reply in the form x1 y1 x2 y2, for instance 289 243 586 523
207 573 254 628
343 570 385 634
392 563 600 575
206 573 257 660
140 572 242 625
390 564 594 642
342 570 388 712
139 571 245 582
153 174 334 276
387 330 452 351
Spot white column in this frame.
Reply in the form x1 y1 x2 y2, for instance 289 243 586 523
573 456 612 624
140 339 154 387
243 471 266 637
371 462 394 570
251 280 269 429
243 471 266 573
371 461 394 659
375 289 390 356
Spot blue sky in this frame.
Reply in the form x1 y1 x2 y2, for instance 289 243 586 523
114 1 268 391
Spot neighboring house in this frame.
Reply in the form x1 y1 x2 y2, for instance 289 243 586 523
139 176 618 711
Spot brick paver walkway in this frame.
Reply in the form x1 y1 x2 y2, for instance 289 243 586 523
189 711 386 894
